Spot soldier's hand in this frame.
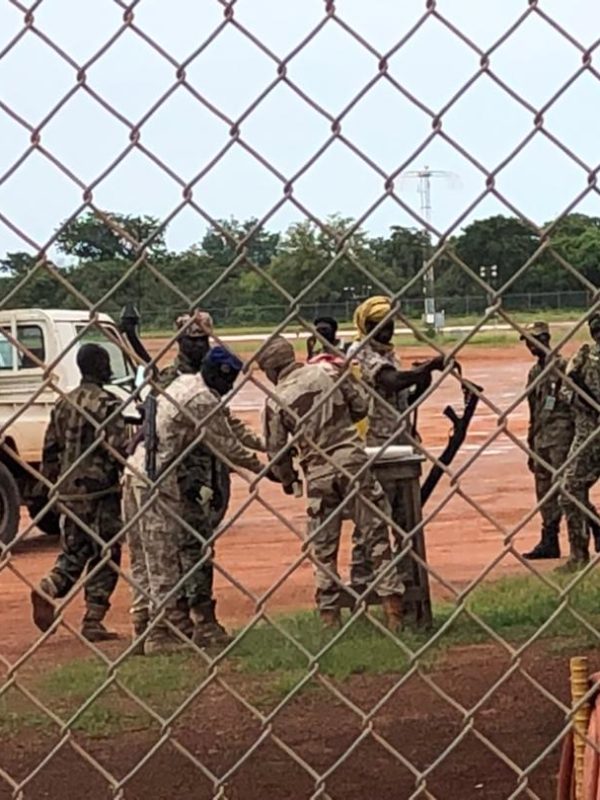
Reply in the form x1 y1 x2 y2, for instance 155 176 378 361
429 355 445 372
198 485 214 507
264 468 282 484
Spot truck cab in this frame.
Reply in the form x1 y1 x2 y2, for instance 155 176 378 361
0 309 137 545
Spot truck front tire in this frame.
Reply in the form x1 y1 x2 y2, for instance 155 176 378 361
0 462 20 545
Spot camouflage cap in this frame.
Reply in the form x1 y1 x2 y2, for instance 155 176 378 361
175 310 213 338
255 335 295 372
520 320 549 340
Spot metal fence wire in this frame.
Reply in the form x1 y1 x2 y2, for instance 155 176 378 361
2 1 600 798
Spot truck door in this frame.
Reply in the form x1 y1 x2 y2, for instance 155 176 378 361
0 319 54 463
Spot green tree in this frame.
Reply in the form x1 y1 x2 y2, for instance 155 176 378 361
56 212 166 262
437 215 540 297
367 225 430 294
0 251 36 276
201 218 280 268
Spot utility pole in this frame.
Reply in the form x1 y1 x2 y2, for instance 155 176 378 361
400 166 458 328
479 264 498 317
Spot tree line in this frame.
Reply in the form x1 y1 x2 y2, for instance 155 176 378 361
1 212 599 327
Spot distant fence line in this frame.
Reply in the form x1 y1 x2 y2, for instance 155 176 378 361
108 290 591 329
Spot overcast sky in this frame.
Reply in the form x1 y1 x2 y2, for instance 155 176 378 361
0 0 599 258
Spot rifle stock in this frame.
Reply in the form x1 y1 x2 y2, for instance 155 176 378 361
420 381 482 506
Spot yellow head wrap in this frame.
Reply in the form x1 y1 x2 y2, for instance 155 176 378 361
353 296 392 340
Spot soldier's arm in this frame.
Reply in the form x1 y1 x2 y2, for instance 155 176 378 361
196 401 264 475
225 407 266 451
102 398 130 466
526 373 536 449
264 402 297 486
41 405 62 484
566 345 600 408
338 371 369 423
376 358 445 393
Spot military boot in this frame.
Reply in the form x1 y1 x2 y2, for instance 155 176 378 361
190 600 232 648
130 610 150 656
319 608 342 630
144 625 189 655
144 609 191 656
176 596 194 639
589 515 600 554
556 539 589 574
31 576 58 633
81 603 120 642
381 595 403 633
523 524 560 560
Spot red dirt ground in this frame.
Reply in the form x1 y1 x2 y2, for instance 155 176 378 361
2 343 586 662
0 642 587 800
1 342 593 799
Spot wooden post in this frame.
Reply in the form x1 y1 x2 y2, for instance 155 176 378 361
370 451 432 628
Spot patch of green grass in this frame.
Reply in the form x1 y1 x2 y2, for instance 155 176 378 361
233 572 600 688
0 697 52 734
41 651 201 705
4 572 599 736
6 652 208 736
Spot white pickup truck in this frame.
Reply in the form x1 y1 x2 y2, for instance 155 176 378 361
0 309 138 545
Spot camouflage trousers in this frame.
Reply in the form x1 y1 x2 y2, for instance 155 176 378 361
306 464 404 611
350 471 411 591
124 476 215 617
121 475 152 618
49 492 122 610
560 430 600 560
177 495 214 608
532 439 572 535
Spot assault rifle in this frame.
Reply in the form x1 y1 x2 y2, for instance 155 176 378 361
420 377 482 506
119 304 158 480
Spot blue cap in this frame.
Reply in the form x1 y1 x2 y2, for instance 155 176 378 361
206 346 243 373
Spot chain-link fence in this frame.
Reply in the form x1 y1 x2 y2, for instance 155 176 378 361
3 2 600 798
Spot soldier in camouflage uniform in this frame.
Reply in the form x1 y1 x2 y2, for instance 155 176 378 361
142 350 272 655
149 313 264 646
559 313 600 570
257 335 405 631
31 344 128 642
346 297 444 588
154 311 218 640
520 321 574 560
121 441 153 649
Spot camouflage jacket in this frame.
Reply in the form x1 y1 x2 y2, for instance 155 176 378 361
156 354 195 391
42 381 128 497
565 342 600 434
526 356 573 450
156 356 264 497
264 362 368 482
347 339 411 447
154 372 263 499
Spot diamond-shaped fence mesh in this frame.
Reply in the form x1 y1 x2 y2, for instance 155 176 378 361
3 1 600 798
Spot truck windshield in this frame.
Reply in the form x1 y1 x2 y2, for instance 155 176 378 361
76 325 133 382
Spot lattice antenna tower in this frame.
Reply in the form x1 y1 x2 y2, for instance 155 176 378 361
401 166 459 325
